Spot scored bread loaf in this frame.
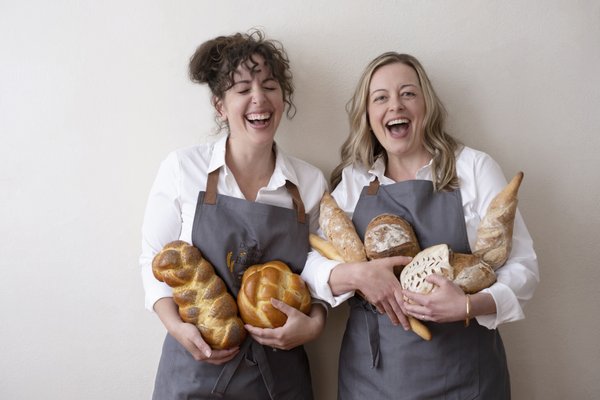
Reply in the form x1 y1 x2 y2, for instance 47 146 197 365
237 261 312 329
152 240 246 349
399 244 496 296
319 192 367 262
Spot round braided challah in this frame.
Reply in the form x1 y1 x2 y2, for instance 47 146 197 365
152 240 246 349
237 261 312 329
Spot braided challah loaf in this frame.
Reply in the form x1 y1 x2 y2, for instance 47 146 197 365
237 261 312 329
152 240 246 349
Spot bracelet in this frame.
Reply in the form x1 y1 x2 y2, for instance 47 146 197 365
465 294 471 327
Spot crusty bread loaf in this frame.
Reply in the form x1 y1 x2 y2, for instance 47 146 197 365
364 213 421 260
237 261 312 329
474 172 524 270
152 240 246 349
319 192 367 263
451 252 496 294
400 244 455 295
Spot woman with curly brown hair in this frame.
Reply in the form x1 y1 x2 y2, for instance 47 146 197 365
140 30 327 399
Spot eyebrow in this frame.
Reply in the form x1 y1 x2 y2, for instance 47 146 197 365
232 76 277 86
370 83 418 95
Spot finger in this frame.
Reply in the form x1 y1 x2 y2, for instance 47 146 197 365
190 336 212 358
424 273 447 286
388 255 413 266
244 324 267 336
382 301 400 326
270 298 297 316
204 348 240 364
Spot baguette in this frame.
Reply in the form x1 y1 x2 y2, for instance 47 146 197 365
474 172 524 269
319 192 367 262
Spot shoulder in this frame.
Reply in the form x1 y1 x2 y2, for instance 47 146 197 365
277 150 327 188
456 146 504 181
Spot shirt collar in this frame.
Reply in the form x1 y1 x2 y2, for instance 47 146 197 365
207 134 297 190
207 134 228 174
368 155 434 183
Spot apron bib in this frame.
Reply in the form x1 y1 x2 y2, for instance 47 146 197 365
153 168 313 400
338 178 510 400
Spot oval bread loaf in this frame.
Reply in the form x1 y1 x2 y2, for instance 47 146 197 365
237 261 312 329
364 214 420 260
152 240 246 349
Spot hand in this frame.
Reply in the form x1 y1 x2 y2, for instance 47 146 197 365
244 300 326 350
170 321 240 365
357 255 412 330
402 273 467 323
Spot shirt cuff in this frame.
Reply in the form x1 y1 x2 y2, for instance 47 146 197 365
301 256 355 308
477 283 525 329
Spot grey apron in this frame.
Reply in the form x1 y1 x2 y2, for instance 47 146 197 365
153 168 314 400
338 178 510 400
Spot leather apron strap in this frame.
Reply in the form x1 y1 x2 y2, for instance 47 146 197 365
204 168 305 224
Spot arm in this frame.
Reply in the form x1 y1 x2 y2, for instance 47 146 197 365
403 152 539 327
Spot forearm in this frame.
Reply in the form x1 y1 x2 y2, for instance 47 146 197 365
469 292 496 318
153 297 183 333
328 262 362 295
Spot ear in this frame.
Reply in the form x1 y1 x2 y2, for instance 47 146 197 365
213 96 227 121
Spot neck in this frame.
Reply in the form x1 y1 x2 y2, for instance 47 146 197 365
225 136 276 201
385 149 431 182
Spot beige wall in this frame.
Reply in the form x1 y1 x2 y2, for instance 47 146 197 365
2 1 599 399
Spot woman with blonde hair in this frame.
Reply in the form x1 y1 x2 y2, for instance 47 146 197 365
302 52 539 399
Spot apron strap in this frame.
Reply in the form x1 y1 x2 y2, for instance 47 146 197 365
349 297 381 368
367 177 380 196
203 168 220 205
211 338 277 399
285 180 306 224
203 169 306 225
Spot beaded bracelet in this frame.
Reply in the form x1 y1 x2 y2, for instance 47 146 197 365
465 294 471 327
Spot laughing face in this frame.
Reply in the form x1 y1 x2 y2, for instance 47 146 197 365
216 55 284 148
367 62 427 160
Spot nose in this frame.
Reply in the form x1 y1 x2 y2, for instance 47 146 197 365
251 87 267 104
390 95 405 111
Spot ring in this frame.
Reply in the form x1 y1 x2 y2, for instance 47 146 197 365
421 314 426 320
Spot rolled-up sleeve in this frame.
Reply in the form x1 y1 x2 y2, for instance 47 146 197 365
140 152 183 311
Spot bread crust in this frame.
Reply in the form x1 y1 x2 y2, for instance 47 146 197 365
319 192 366 262
364 213 421 260
152 241 246 349
237 261 312 329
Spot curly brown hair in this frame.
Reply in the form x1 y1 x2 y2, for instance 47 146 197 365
189 29 295 121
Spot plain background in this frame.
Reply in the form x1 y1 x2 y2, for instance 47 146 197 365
2 1 599 399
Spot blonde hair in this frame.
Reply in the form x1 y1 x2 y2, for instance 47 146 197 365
331 52 460 191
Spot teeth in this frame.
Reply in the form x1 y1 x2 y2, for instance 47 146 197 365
387 118 409 127
246 113 271 121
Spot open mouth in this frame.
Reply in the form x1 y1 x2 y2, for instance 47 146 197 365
386 118 410 136
246 112 272 128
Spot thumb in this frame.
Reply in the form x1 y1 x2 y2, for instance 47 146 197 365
192 335 212 358
271 298 295 316
424 273 447 286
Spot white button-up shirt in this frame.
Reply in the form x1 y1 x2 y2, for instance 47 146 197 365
301 146 539 329
140 134 328 311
